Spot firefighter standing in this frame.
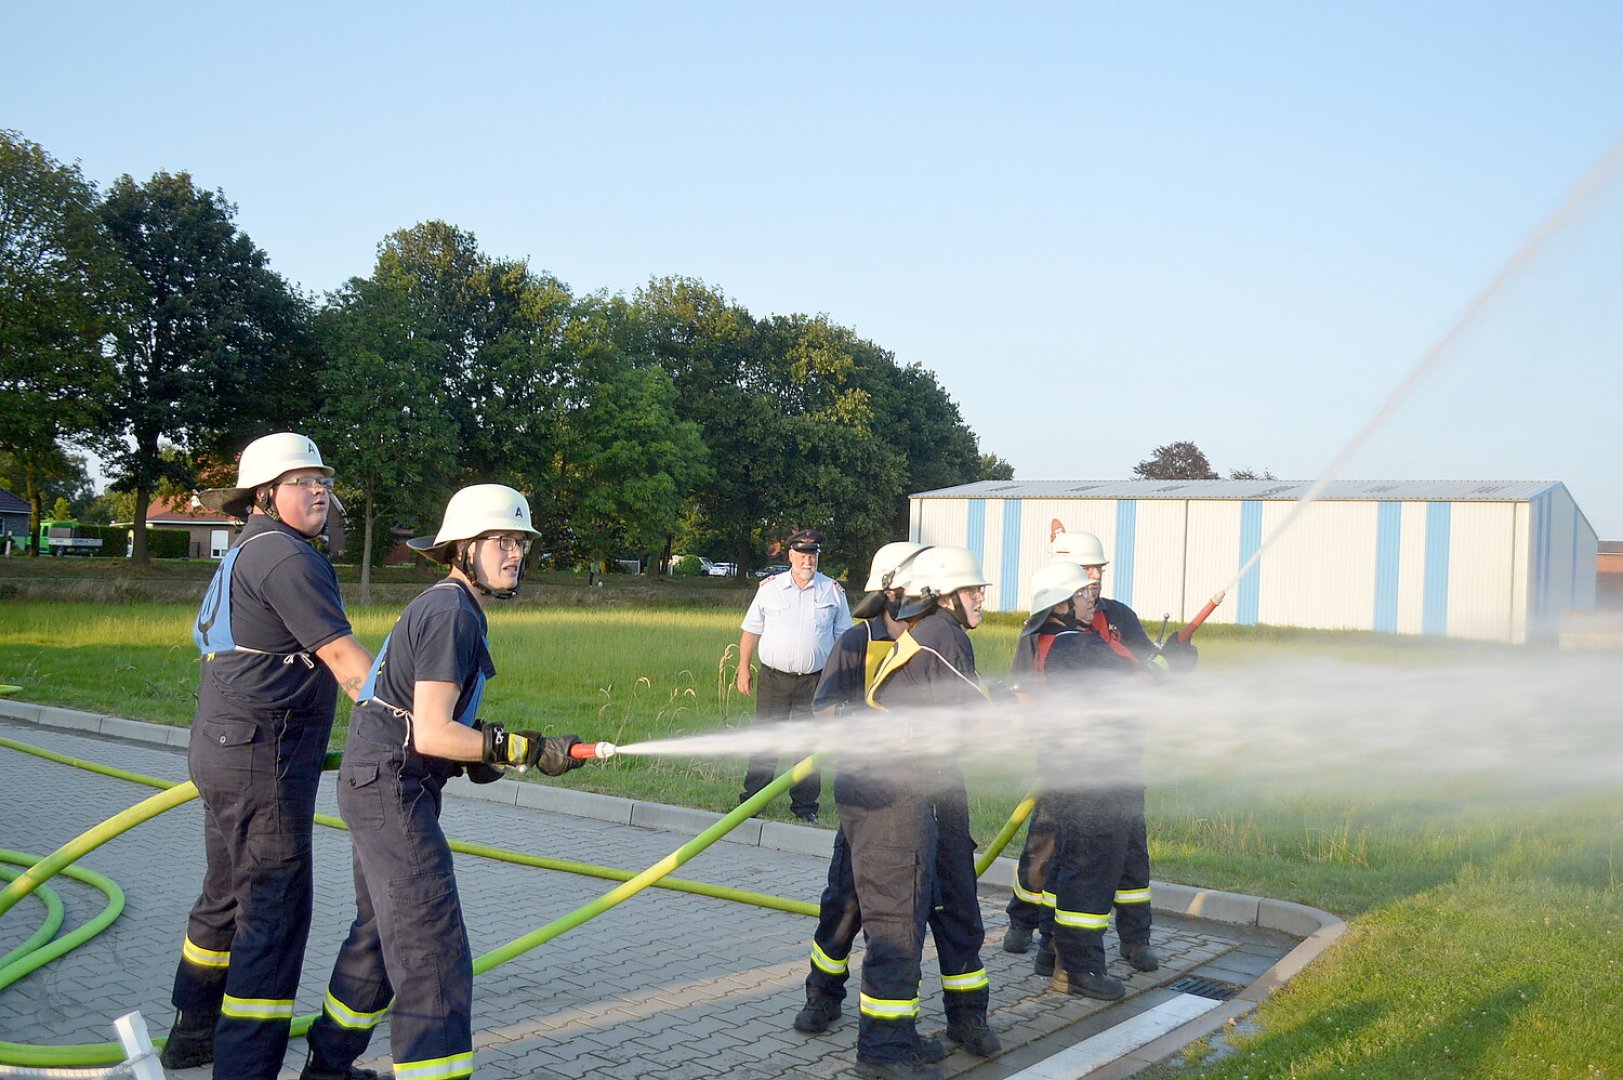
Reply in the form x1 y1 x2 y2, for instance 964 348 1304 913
163 433 377 1078
1016 558 1194 999
796 543 954 1067
833 546 1000 1080
1001 530 1186 960
302 485 587 1080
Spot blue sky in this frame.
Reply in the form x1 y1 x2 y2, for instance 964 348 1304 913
7 2 1622 534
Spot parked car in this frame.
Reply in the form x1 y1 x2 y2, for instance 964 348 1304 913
753 563 790 578
706 561 736 577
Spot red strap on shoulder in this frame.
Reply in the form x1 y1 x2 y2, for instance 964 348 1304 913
1091 610 1143 670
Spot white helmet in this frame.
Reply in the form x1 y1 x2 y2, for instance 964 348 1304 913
898 546 990 621
864 541 929 590
852 541 931 619
905 546 990 597
197 432 332 518
1052 529 1108 568
407 484 542 566
1020 560 1096 636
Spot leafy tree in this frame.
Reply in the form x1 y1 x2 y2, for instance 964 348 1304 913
1228 467 1277 480
312 276 459 600
630 276 767 573
1133 440 1219 480
977 453 1015 481
98 171 312 562
0 131 115 553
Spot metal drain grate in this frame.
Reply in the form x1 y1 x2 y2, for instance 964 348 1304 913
1166 975 1244 1000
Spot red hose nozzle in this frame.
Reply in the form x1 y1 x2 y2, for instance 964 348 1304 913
569 741 617 761
1175 591 1226 644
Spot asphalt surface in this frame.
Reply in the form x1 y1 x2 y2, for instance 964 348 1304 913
0 711 1314 1079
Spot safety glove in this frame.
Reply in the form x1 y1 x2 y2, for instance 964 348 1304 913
1157 637 1200 672
482 721 547 771
460 721 504 782
536 735 587 776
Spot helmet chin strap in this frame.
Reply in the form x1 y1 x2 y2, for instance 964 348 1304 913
1050 598 1086 631
942 591 975 630
455 538 521 600
255 486 282 523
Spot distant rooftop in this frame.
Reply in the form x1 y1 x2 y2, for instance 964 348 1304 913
911 479 1568 502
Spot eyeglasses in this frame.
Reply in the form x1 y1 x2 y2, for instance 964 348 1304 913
487 536 533 555
960 586 986 599
280 476 335 492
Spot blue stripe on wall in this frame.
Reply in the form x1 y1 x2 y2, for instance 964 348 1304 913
1238 501 1262 625
1000 500 1022 610
966 499 986 565
1422 502 1451 635
1374 501 1401 633
1114 500 1136 607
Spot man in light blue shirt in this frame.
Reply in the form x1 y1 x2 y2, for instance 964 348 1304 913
736 528 853 822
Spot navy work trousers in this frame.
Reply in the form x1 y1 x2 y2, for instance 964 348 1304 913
1006 793 1058 932
805 785 989 1027
171 707 330 1080
305 736 474 1080
1042 785 1152 976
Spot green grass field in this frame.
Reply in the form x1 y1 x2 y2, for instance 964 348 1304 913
0 592 1617 1078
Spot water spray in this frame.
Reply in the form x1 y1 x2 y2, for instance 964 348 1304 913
568 741 618 761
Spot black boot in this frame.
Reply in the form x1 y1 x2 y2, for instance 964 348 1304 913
1121 940 1161 971
1001 925 1034 953
300 1053 392 1080
1052 968 1126 1000
945 1014 1001 1056
853 1058 945 1080
159 1009 217 1070
793 997 841 1034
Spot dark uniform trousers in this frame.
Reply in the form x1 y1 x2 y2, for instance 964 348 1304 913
806 784 990 1030
1041 785 1152 976
171 707 330 1080
741 666 822 816
305 734 474 1080
1005 793 1058 934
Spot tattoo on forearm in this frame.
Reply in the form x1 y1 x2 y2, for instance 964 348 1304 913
341 675 363 700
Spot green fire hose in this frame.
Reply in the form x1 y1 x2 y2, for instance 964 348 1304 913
0 736 1035 1068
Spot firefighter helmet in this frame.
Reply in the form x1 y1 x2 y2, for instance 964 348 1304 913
1020 560 1095 637
197 432 332 518
1052 529 1108 567
408 484 541 565
896 546 989 619
852 541 930 619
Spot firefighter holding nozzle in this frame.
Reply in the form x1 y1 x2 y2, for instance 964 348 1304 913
1010 553 1196 1000
301 485 590 1080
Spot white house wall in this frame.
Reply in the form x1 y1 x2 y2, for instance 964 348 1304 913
1253 501 1379 631
1183 502 1244 628
1444 502 1518 643
1123 500 1189 623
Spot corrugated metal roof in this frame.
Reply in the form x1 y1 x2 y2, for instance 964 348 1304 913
911 479 1567 502
0 486 28 515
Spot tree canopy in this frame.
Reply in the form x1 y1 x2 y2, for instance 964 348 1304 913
13 129 1010 574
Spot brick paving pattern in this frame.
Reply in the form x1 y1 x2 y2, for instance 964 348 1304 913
1 719 1259 1079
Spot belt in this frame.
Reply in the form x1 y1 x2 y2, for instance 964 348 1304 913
763 665 821 678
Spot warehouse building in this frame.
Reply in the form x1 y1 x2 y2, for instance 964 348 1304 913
908 480 1596 644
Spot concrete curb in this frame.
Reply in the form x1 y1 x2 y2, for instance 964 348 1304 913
0 699 1347 1077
